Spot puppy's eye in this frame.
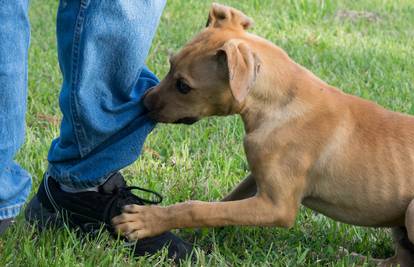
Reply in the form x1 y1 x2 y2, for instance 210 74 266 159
176 79 192 94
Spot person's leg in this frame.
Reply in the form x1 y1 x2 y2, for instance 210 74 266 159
0 0 32 227
47 0 165 188
26 0 192 260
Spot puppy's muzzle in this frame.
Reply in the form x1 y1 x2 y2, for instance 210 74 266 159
142 87 198 124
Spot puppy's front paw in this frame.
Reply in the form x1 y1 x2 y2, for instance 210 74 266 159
112 205 169 240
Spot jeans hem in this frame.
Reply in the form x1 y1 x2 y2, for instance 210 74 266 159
0 203 23 220
46 164 114 189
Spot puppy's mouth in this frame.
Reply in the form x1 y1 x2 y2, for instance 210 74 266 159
147 110 199 125
174 117 199 125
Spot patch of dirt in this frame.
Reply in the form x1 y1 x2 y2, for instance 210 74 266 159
143 145 161 159
335 10 381 23
37 113 60 126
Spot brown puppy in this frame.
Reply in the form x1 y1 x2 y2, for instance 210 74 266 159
113 3 414 266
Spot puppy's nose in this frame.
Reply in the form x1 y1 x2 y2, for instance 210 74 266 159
142 87 160 111
142 86 155 101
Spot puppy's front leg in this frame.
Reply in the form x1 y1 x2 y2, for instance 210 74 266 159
113 191 299 240
221 174 257 201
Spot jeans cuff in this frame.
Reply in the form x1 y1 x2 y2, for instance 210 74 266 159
46 164 114 190
0 203 23 220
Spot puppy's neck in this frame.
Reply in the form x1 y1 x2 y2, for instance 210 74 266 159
240 93 310 134
239 66 329 134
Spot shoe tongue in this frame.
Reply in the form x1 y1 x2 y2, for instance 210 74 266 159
98 172 127 193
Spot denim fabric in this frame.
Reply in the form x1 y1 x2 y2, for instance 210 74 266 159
0 0 32 220
0 0 166 219
48 0 166 188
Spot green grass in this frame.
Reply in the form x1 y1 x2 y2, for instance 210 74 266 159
1 0 414 266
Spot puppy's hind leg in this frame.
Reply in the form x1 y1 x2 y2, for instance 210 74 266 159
349 223 414 266
375 227 414 267
221 174 257 201
377 200 414 267
391 199 414 266
405 199 414 244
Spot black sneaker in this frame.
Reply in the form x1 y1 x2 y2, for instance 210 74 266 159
0 217 14 235
25 172 193 262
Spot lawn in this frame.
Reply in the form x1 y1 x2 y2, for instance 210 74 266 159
1 0 414 266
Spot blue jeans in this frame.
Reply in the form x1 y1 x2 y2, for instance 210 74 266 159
0 0 166 220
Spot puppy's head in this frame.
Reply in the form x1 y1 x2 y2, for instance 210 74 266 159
143 3 261 124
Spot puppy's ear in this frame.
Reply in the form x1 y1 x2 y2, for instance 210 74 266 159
206 3 253 30
217 40 261 103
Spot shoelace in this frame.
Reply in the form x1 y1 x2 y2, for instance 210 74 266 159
104 186 163 225
116 186 163 205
